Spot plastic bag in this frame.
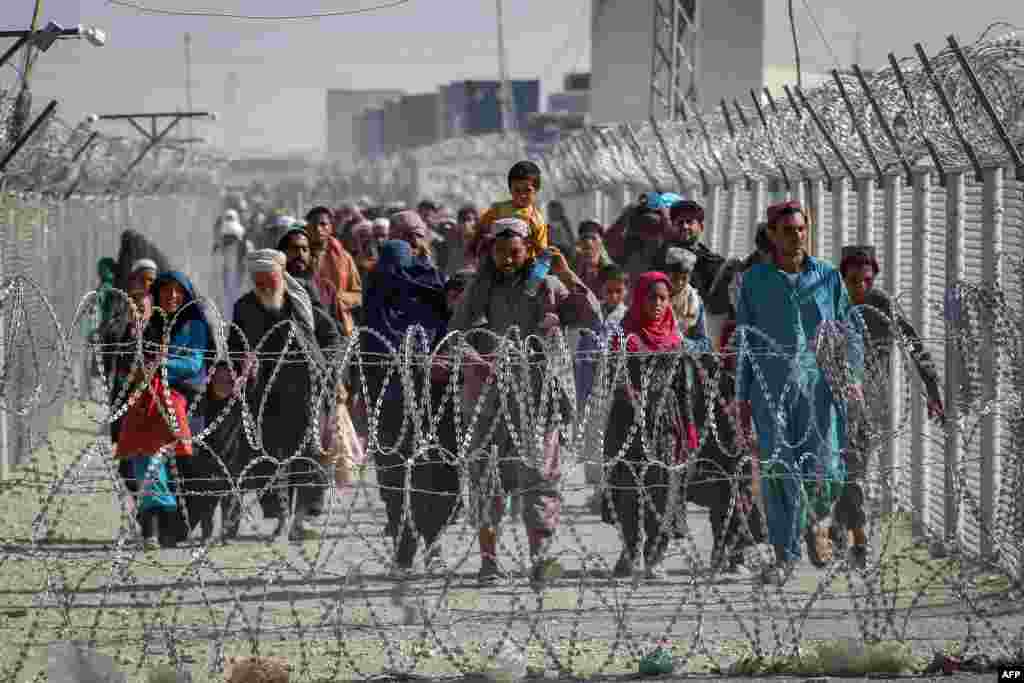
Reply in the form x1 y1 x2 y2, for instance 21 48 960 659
639 640 675 676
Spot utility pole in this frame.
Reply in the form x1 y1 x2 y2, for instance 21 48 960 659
495 0 516 133
225 71 240 157
184 33 195 151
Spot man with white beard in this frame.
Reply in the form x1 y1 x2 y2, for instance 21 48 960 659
213 249 336 541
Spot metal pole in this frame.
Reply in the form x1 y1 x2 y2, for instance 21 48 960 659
495 0 514 132
914 43 983 182
883 174 903 515
832 176 849 263
723 184 738 258
910 170 932 539
184 33 194 156
749 90 791 191
856 177 875 246
979 166 1004 560
832 69 884 184
888 53 946 186
854 64 914 187
947 36 1024 178
811 178 826 259
749 179 764 252
705 184 722 253
943 170 966 553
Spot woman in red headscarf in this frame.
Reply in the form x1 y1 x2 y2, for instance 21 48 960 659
601 272 699 581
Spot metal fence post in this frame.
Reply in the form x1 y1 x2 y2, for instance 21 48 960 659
857 177 875 247
832 175 849 263
883 174 903 515
749 179 765 251
723 184 739 258
811 178 826 260
980 165 1004 560
706 184 722 254
0 199 6 481
795 176 807 206
944 171 966 552
911 170 933 539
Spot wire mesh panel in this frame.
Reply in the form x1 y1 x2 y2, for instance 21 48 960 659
0 192 220 470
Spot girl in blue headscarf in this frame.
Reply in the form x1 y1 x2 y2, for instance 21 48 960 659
361 240 457 577
116 271 210 550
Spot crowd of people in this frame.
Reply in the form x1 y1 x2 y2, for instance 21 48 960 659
92 159 948 589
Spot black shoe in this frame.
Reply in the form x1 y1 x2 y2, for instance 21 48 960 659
848 544 869 570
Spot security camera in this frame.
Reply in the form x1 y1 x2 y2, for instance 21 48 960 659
85 113 99 124
208 112 219 122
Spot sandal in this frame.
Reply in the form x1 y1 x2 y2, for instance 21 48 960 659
805 520 834 568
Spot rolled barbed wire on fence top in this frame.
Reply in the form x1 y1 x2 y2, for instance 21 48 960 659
0 93 229 197
320 28 1024 204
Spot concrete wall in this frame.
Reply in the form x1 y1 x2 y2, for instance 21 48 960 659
590 0 655 125
697 0 766 112
325 89 404 166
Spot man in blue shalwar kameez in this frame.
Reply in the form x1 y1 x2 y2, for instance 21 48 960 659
734 200 863 585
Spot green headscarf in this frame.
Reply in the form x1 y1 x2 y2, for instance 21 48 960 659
97 257 117 286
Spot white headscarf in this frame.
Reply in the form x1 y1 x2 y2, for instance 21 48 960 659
221 209 246 240
246 249 315 335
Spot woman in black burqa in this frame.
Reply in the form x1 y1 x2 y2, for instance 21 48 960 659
361 240 462 576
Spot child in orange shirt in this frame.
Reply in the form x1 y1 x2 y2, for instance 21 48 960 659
476 161 549 259
453 161 551 329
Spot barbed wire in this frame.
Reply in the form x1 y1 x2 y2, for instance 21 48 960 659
0 271 1022 680
311 27 1024 206
0 93 229 199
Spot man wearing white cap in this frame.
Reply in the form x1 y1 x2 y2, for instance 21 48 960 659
449 217 601 589
663 246 711 353
212 248 336 542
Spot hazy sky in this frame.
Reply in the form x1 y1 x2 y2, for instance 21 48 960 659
8 0 1021 156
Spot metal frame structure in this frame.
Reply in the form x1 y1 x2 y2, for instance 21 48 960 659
648 0 699 121
96 111 213 187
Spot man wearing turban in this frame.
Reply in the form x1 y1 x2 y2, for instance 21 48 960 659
213 249 338 541
733 200 864 585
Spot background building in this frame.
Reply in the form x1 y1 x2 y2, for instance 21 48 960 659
354 107 388 161
548 72 591 116
398 92 443 149
443 79 541 136
326 89 404 166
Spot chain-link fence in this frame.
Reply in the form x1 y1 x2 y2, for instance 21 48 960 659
0 192 221 476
